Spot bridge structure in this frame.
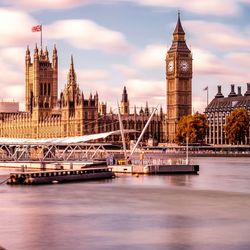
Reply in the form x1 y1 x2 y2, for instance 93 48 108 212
0 130 131 162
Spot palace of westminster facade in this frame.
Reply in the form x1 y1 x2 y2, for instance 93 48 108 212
3 13 249 145
0 14 193 143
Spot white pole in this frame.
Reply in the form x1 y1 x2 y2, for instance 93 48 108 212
117 102 127 162
186 135 189 165
130 105 159 156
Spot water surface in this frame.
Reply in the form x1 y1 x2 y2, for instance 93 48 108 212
0 157 250 250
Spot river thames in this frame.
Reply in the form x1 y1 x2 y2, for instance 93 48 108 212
1 157 250 250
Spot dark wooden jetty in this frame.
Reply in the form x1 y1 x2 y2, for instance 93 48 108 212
7 167 115 185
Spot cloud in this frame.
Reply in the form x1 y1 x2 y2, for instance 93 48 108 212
192 48 235 75
132 44 166 69
59 68 110 87
125 78 165 106
225 53 250 69
46 19 130 53
0 8 130 53
5 0 248 16
113 64 141 78
127 0 241 16
185 20 250 50
0 47 25 106
1 0 91 11
0 8 37 48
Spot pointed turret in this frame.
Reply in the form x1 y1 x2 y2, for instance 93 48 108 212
145 102 149 116
139 107 144 115
121 86 129 115
52 44 58 68
26 45 31 64
173 11 185 35
134 105 137 115
122 86 128 102
168 11 190 53
160 105 163 120
53 44 57 55
34 43 38 59
67 55 76 86
44 46 49 59
94 91 98 106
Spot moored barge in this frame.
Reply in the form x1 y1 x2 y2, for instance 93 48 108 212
7 167 115 185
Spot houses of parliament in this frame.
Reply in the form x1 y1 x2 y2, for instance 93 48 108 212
0 14 192 143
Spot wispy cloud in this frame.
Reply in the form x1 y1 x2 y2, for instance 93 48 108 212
0 8 36 47
186 20 250 50
4 0 249 16
132 44 166 69
112 64 141 79
1 0 91 11
125 0 241 16
46 19 130 53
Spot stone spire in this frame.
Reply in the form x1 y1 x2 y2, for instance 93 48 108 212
67 55 76 86
168 11 190 53
145 102 149 116
120 86 129 115
26 45 31 63
173 11 185 35
122 86 128 102
52 44 58 68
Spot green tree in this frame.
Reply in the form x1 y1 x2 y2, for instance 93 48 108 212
225 107 249 144
175 112 208 144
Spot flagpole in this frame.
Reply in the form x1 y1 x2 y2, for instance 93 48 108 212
41 24 42 49
207 87 209 107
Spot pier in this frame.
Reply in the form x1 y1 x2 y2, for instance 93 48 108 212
111 164 199 174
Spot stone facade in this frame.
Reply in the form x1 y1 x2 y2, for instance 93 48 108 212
166 13 192 142
99 87 165 143
205 84 250 145
0 46 165 143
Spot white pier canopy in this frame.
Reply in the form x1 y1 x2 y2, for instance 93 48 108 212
0 130 135 161
0 130 134 145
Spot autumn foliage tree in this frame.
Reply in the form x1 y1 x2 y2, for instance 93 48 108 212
224 107 249 144
175 112 208 144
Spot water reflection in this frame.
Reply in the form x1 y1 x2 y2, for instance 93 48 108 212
1 158 250 250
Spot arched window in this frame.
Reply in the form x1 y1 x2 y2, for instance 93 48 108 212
48 83 51 96
40 84 43 95
44 83 47 95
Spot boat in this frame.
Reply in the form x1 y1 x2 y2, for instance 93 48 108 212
7 166 115 185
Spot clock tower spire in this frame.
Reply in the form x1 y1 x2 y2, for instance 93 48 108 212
166 12 192 143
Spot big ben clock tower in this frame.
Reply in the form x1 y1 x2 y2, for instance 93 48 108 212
166 12 192 142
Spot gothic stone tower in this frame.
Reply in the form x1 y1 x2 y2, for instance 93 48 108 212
120 86 129 115
166 12 192 142
25 45 58 117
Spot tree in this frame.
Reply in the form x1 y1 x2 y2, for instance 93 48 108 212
225 107 249 144
175 112 208 144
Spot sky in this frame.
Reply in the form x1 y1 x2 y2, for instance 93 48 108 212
0 0 250 112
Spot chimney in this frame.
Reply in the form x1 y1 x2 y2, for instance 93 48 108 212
237 86 242 96
244 83 250 96
228 84 237 97
215 85 224 98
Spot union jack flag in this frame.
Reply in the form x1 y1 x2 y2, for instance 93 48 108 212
32 25 42 32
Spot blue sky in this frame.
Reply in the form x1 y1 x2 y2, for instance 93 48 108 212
1 0 250 112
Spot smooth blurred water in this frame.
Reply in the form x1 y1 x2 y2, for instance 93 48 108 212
1 157 250 250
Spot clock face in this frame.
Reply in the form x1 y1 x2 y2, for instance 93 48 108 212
179 60 189 72
168 60 174 73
